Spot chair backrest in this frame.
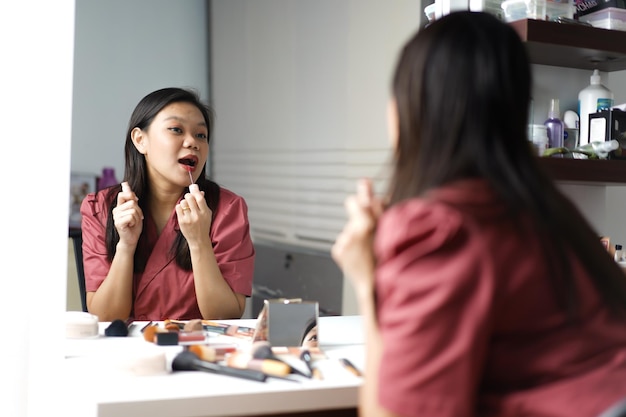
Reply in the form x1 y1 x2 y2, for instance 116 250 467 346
598 399 626 417
69 227 88 312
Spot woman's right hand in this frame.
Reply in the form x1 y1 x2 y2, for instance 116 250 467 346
112 181 144 246
331 178 384 295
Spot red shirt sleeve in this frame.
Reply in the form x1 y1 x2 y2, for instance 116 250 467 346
211 189 255 296
79 191 111 292
374 199 495 417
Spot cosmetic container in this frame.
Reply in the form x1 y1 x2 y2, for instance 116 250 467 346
615 244 623 263
544 99 565 152
98 167 118 190
578 69 613 146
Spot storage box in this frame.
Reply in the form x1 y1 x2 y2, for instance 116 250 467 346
502 0 547 21
429 0 506 21
588 108 626 159
575 0 626 18
472 0 507 19
579 7 626 30
501 0 574 20
546 0 576 18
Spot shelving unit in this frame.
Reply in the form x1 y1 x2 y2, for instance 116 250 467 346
509 19 626 184
510 19 626 71
539 158 626 184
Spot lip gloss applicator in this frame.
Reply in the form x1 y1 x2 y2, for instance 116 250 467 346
185 165 193 186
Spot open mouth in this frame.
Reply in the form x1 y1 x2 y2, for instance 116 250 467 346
178 157 198 168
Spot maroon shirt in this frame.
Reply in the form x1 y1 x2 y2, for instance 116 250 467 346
81 187 255 321
374 179 626 417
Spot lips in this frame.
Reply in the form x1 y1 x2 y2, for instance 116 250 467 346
178 155 199 168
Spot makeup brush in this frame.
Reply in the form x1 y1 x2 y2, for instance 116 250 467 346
252 341 311 378
172 351 267 382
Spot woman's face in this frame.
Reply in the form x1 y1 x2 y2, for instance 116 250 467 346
132 102 209 190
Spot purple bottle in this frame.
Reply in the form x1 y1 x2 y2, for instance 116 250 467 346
98 167 118 190
544 99 564 153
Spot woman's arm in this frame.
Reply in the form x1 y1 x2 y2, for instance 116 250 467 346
188 241 246 319
354 277 396 417
332 179 398 417
86 182 143 321
177 184 247 319
86 241 136 321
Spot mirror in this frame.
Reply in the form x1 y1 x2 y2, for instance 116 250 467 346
68 1 413 317
253 299 319 348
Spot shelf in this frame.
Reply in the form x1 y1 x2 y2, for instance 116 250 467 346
511 19 626 184
509 19 626 71
538 158 626 184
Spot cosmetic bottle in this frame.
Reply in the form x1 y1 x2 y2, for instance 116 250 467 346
544 99 565 155
563 110 579 151
578 69 613 147
98 167 118 190
529 124 549 157
614 244 623 263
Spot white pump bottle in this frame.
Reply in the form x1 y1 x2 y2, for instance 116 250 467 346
578 69 613 146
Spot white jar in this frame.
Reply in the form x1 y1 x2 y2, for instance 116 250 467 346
529 124 549 156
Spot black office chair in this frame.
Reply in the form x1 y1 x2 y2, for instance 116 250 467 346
598 399 626 417
69 227 88 312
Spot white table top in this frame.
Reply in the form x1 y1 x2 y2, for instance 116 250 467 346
63 316 365 417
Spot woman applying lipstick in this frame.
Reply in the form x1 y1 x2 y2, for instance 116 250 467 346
80 87 255 322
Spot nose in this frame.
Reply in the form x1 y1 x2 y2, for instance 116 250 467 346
183 134 200 150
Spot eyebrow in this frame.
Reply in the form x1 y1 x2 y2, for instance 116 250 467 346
162 115 207 127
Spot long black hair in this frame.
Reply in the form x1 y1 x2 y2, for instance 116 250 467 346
389 11 626 318
103 87 220 271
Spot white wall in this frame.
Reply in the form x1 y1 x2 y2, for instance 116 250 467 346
210 0 422 315
1 2 74 417
71 0 210 179
210 0 420 250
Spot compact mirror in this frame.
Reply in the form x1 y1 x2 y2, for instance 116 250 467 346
253 298 319 347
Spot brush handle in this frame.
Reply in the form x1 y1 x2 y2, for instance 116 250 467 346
172 351 267 382
200 361 267 382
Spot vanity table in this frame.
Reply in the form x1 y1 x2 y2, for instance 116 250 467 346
63 316 365 417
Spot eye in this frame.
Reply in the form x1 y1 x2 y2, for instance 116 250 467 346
196 132 208 141
169 127 183 134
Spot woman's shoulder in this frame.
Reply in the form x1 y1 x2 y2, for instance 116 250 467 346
376 195 467 261
216 186 246 205
213 185 250 217
381 194 466 229
79 189 112 217
378 179 497 237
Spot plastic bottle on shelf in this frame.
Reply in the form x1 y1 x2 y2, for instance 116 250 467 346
544 98 565 154
563 110 579 151
578 69 613 147
98 167 118 190
529 124 549 157
615 244 623 263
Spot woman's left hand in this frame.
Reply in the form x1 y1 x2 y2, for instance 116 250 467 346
331 178 384 293
176 184 213 247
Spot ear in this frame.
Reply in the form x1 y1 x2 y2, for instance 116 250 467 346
131 127 147 154
386 98 399 148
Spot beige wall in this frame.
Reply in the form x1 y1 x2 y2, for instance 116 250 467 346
67 239 83 312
